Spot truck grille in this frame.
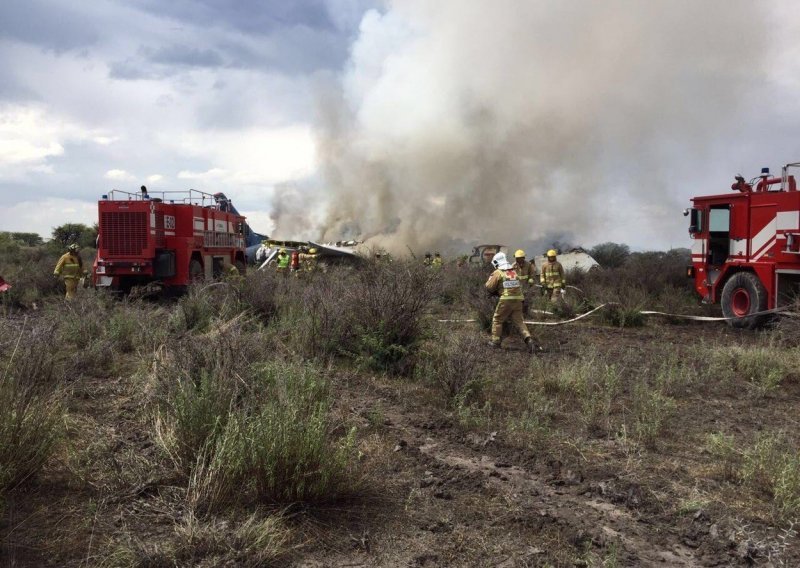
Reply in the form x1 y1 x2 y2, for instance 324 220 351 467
101 212 147 255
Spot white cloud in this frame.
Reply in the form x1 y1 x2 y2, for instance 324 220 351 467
177 167 227 180
0 197 96 237
92 135 119 145
0 106 67 167
104 169 134 181
146 174 163 182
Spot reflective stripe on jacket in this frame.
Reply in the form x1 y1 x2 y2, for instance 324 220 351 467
485 268 524 301
54 252 83 279
512 260 536 285
540 261 565 288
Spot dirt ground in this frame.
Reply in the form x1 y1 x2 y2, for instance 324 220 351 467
2 315 800 567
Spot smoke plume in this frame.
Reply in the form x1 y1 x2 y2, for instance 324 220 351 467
298 1 769 253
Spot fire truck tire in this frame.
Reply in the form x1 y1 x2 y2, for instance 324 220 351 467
720 272 768 329
189 259 204 283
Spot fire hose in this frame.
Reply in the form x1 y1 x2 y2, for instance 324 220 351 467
437 304 795 326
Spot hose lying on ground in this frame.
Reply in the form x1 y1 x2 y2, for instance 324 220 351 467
437 304 795 326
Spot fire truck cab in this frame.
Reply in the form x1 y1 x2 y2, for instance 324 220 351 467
687 162 800 328
94 187 247 291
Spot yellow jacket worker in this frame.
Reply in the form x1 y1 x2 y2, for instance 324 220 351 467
540 249 565 301
54 243 84 299
485 252 534 353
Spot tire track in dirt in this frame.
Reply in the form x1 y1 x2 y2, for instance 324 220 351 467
383 405 700 567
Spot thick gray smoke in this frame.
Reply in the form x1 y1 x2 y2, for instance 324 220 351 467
293 1 770 253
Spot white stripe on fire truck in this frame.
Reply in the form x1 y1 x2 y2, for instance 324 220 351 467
752 236 776 261
750 218 777 259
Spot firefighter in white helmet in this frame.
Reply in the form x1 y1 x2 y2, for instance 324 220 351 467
541 249 565 301
485 251 534 352
53 243 84 300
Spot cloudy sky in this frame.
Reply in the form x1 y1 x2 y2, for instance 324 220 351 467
1 0 799 251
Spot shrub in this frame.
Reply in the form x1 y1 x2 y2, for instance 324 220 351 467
55 292 113 348
238 270 279 324
706 433 740 483
242 362 358 503
0 248 63 310
0 325 64 495
102 511 290 567
152 333 359 510
278 261 435 374
707 344 797 397
597 288 647 328
707 431 800 520
417 333 486 403
630 385 676 449
740 433 800 520
547 360 621 436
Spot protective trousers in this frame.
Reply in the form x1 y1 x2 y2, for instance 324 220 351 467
491 299 530 345
64 278 79 300
546 287 562 302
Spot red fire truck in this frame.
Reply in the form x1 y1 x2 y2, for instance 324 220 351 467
687 162 800 328
93 187 247 291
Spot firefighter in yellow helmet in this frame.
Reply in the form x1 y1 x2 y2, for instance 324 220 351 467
512 249 536 315
53 243 85 299
540 249 565 301
298 247 318 273
275 248 290 276
226 262 243 282
485 251 534 353
432 251 443 269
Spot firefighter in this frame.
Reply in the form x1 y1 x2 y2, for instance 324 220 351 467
485 251 534 353
423 252 433 267
226 263 243 282
53 243 84 300
512 249 537 315
275 248 290 275
298 248 318 272
540 249 566 301
290 250 301 275
432 252 443 269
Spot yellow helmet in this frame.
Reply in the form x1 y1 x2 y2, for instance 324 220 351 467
547 249 557 258
514 249 525 258
309 248 317 254
279 247 286 253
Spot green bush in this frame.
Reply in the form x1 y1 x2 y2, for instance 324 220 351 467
0 326 64 495
707 431 800 520
417 333 486 403
630 385 676 449
278 261 435 374
707 344 798 397
152 331 359 510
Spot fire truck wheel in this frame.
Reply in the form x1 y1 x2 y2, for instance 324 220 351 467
189 259 204 283
720 271 768 329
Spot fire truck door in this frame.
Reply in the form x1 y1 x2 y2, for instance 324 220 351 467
708 206 730 266
749 204 777 261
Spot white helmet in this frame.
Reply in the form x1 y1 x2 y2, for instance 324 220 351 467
491 251 512 270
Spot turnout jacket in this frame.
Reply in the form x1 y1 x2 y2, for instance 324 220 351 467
485 268 524 301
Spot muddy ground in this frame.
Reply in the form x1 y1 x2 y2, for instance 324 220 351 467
2 314 800 567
